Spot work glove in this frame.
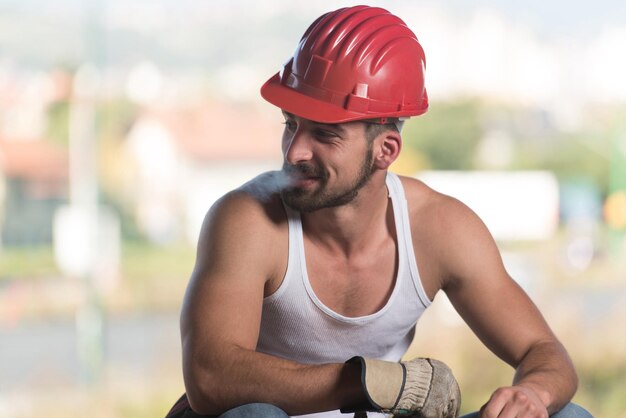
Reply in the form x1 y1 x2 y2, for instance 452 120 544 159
341 356 461 418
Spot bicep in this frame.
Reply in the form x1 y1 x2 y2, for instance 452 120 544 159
181 194 279 362
181 261 266 354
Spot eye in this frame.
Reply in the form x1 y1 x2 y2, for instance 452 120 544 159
313 128 338 142
282 120 297 132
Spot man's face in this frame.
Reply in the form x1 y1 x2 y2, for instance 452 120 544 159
280 112 375 213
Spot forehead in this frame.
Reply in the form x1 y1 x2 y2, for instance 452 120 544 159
282 111 365 134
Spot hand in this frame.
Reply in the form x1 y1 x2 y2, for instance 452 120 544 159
341 356 461 418
479 386 548 418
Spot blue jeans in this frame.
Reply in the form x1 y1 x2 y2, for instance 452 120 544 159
217 402 592 417
217 403 289 418
459 402 593 418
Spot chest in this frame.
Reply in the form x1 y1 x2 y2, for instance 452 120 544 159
303 238 398 318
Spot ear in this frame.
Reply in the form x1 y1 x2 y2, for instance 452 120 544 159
373 130 402 170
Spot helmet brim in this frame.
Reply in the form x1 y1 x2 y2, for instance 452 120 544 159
261 73 427 124
260 73 368 124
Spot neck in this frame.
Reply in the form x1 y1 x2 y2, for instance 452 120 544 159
300 171 392 256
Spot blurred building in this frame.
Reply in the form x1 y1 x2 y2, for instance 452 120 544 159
122 101 282 244
0 138 68 246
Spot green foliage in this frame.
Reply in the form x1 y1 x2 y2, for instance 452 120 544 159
402 99 483 170
98 190 144 242
121 242 195 283
573 361 626 417
0 246 59 280
0 242 194 283
514 131 610 193
46 95 137 147
97 99 138 140
47 100 70 145
400 99 617 197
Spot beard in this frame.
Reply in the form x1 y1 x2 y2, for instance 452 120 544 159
280 145 375 213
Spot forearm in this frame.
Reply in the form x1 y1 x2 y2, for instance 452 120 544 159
184 345 365 415
512 340 578 414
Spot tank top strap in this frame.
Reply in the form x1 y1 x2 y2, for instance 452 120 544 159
263 201 302 303
385 172 432 308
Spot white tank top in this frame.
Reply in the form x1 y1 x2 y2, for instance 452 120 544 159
256 172 432 418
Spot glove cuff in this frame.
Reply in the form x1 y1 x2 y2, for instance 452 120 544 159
340 356 406 413
396 358 433 411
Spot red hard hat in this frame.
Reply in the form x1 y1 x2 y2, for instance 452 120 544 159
261 5 428 124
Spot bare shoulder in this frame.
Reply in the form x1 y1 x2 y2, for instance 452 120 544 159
398 174 487 236
397 174 503 290
195 171 288 284
204 171 287 234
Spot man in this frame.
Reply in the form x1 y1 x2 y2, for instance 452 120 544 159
167 5 591 418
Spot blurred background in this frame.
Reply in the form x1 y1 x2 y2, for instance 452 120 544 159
1 0 625 417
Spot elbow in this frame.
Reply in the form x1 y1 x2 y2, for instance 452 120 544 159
558 340 579 399
568 361 579 398
183 364 227 415
185 386 217 415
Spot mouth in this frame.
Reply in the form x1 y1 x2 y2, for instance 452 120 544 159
282 166 324 189
288 174 321 188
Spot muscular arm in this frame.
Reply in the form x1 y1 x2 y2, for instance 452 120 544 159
431 195 577 416
180 191 363 415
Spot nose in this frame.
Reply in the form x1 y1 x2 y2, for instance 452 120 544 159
283 128 313 165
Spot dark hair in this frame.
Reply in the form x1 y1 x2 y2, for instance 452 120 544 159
364 122 399 143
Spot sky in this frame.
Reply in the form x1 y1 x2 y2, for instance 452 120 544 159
1 0 625 39
439 0 626 38
1 0 625 108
